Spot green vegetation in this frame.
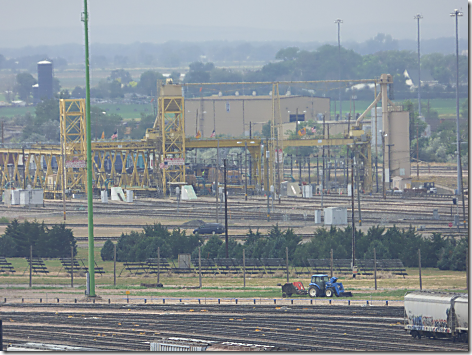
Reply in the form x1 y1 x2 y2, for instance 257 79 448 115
0 219 76 258
111 223 201 262
101 224 467 272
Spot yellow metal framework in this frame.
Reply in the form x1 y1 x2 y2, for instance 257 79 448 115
59 99 87 194
158 83 186 196
1 78 394 198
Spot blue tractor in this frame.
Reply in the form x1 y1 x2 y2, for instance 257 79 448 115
308 274 352 298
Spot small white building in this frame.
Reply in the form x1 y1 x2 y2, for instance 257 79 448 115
324 207 347 225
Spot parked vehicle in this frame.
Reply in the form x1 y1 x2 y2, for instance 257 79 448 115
193 223 225 235
404 291 468 342
279 275 352 298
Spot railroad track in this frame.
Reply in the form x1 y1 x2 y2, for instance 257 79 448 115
1 304 468 351
1 194 467 234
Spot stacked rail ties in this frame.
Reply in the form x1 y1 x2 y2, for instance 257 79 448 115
1 303 468 351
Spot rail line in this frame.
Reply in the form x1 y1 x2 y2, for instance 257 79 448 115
1 304 468 351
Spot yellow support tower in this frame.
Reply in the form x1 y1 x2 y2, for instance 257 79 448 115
59 99 87 194
157 81 186 196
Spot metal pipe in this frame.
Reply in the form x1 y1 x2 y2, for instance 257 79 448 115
83 0 95 297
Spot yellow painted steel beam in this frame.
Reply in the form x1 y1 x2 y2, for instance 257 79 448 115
283 138 366 147
183 79 378 86
186 138 262 149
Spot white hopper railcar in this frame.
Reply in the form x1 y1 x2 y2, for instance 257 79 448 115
404 291 468 342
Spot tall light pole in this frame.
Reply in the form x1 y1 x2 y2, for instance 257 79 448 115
335 19 343 121
82 0 95 297
450 9 465 224
414 14 423 118
414 14 423 181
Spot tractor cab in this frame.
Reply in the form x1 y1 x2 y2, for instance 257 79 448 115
310 274 329 292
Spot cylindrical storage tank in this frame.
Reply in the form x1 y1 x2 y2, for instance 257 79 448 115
37 60 53 100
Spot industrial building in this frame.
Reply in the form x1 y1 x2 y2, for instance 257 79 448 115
0 74 410 199
184 94 331 137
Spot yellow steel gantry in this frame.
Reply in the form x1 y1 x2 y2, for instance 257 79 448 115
1 78 391 198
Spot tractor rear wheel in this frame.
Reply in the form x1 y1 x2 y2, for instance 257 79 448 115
308 287 318 298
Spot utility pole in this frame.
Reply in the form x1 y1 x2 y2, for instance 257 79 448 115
265 138 270 221
82 0 95 297
215 140 219 223
245 142 248 201
416 125 420 179
414 14 423 118
350 151 355 277
450 9 466 225
382 132 386 199
71 246 74 288
387 144 394 190
224 159 228 258
356 152 362 226
374 83 379 193
335 18 343 122
414 14 423 181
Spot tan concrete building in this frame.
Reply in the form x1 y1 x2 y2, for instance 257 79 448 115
184 95 331 138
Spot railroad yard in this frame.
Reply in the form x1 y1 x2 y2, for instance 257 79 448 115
2 303 469 351
0 182 469 351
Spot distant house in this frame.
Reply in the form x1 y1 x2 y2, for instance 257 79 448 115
403 69 439 90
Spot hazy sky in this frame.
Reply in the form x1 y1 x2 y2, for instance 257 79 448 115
0 0 469 47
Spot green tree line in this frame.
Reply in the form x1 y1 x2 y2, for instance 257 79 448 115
101 224 467 272
0 219 76 258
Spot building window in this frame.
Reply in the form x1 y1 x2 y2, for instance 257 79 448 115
289 113 305 122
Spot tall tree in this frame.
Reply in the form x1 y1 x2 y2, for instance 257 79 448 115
15 72 37 101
